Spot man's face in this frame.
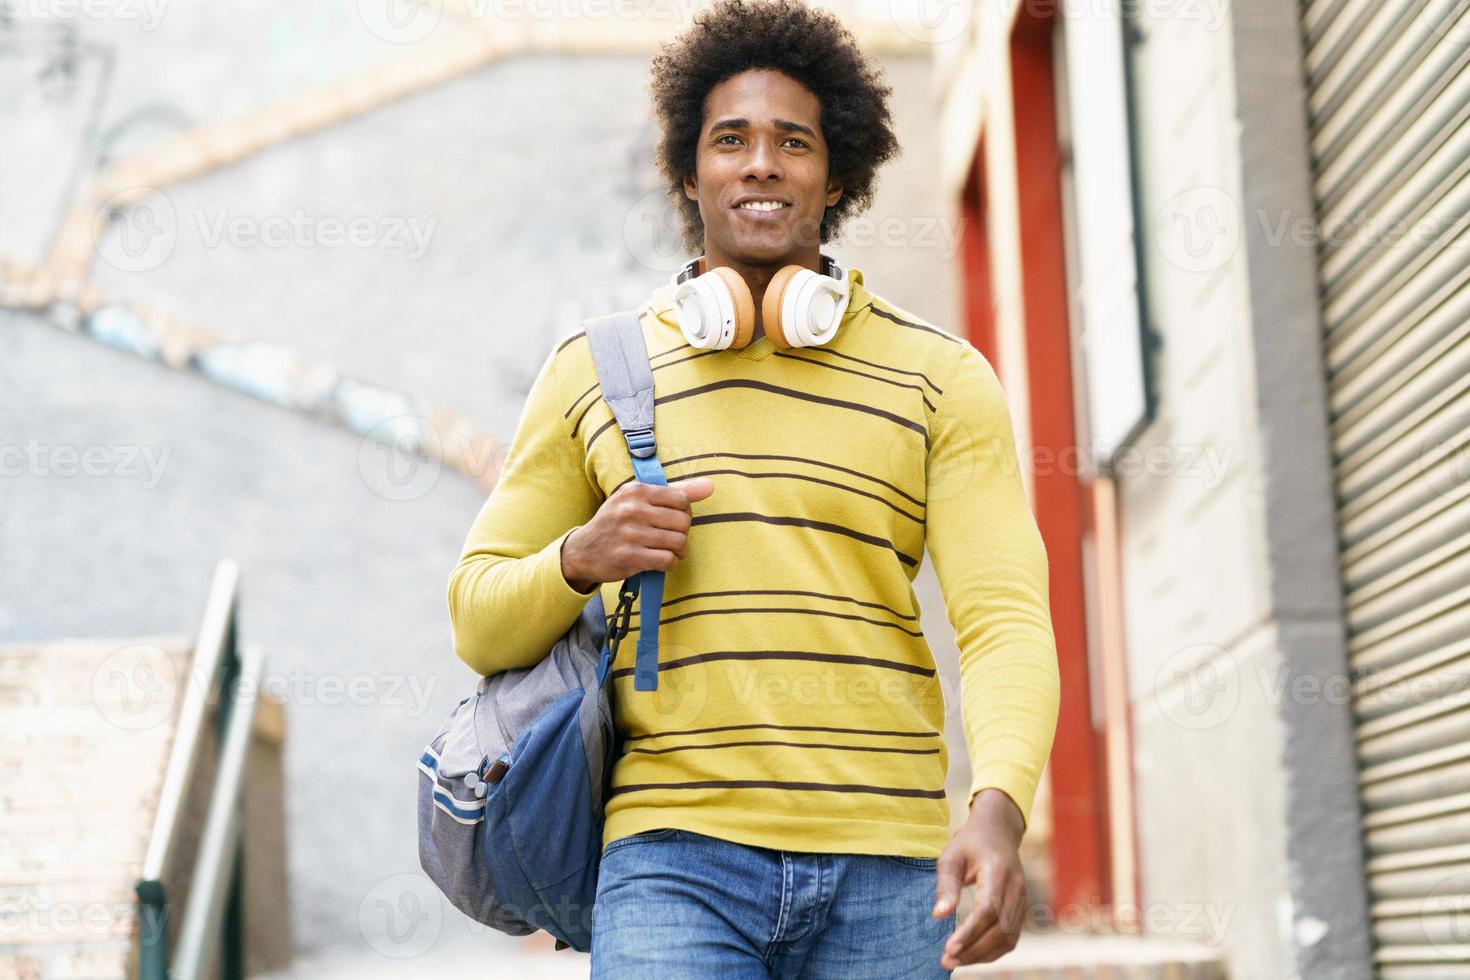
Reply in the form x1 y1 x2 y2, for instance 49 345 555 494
683 68 843 266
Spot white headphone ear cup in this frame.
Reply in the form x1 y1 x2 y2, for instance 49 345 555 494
673 267 756 349
674 276 730 350
780 268 850 347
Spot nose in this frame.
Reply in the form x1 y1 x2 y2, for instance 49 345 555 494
741 134 784 181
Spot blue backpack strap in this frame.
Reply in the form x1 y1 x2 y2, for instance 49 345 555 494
583 309 666 692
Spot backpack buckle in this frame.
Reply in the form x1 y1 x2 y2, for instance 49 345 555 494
623 426 656 458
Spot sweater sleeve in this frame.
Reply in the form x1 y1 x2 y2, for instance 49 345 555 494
925 343 1061 831
447 344 605 676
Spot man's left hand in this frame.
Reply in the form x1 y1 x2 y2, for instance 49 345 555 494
931 788 1029 970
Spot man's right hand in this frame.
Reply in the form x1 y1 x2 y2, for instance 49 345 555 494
560 477 716 593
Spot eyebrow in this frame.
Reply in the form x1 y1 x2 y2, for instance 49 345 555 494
708 117 818 140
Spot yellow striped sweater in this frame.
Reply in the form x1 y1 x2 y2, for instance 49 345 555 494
448 265 1060 858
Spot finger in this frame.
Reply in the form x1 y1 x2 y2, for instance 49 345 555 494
666 477 715 504
632 526 688 558
639 501 693 534
932 851 967 918
630 546 680 573
944 872 1026 966
944 918 1010 967
944 870 999 958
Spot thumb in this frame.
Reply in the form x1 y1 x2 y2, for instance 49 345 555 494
673 477 716 501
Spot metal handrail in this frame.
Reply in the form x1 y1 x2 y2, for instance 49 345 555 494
172 641 264 979
135 559 250 980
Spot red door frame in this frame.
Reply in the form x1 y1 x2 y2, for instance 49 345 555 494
955 4 1114 918
1010 4 1111 916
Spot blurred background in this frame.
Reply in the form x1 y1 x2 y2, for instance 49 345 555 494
2 0 1464 977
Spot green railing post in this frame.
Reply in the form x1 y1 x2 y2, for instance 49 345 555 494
135 879 169 980
219 610 244 980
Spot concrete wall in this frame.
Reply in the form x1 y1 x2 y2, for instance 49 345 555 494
4 6 964 966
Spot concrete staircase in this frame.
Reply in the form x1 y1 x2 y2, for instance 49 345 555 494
0 635 289 978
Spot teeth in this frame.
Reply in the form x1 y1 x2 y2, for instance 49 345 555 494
739 201 786 211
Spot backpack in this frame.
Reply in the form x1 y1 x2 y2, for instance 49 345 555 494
416 308 670 951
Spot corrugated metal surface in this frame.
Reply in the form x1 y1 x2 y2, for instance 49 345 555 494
1304 0 1470 974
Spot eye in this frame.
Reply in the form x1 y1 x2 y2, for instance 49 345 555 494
714 134 740 145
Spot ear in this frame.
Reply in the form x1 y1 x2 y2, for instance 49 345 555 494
825 180 843 208
684 173 698 201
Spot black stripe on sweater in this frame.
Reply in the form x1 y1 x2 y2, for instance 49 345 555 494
609 779 947 799
623 722 940 743
585 379 929 451
691 511 920 567
626 739 941 757
609 649 935 680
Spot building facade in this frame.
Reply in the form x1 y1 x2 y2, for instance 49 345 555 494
939 0 1470 976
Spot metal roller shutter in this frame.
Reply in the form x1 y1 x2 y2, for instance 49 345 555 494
1303 0 1470 975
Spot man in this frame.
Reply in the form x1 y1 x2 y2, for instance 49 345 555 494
447 0 1060 975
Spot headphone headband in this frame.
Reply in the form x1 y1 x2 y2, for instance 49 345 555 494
671 254 845 289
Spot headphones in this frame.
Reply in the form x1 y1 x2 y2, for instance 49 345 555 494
669 253 851 351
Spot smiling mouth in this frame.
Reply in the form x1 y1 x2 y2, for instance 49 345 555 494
735 202 791 217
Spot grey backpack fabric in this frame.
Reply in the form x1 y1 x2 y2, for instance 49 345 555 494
417 308 660 951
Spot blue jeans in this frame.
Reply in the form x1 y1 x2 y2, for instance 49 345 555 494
590 828 955 978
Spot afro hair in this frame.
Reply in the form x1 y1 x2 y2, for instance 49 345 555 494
647 0 901 254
